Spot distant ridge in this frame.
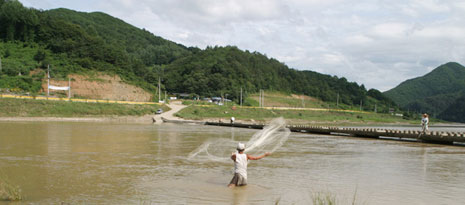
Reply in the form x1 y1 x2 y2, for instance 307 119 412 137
384 62 465 122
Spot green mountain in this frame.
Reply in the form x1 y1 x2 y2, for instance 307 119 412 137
43 8 190 66
439 95 465 122
0 0 395 111
384 62 465 122
163 46 395 110
0 0 191 91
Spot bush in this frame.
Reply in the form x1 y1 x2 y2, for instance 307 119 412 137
0 172 23 201
0 75 42 93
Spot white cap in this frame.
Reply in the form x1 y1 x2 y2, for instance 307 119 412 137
237 143 245 150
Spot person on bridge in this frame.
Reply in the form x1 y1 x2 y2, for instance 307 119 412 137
421 113 429 133
228 143 271 188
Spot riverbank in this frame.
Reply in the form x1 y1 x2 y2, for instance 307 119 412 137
0 98 168 121
0 97 443 126
175 104 420 126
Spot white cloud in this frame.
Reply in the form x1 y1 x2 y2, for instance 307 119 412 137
370 23 411 38
138 0 291 26
344 35 373 45
17 0 465 91
455 2 465 11
410 0 451 13
414 25 465 39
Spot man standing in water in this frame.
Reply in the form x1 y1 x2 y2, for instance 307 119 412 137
228 143 271 188
421 113 429 133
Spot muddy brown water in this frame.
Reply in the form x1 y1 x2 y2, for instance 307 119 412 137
1 122 465 204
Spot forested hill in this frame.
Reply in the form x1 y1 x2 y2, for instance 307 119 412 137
44 8 190 66
0 0 395 111
164 46 394 109
384 62 465 122
0 0 191 90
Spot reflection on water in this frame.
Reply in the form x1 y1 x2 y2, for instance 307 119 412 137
1 122 465 204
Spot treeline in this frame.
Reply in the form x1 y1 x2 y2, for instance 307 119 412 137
164 46 396 111
0 0 396 112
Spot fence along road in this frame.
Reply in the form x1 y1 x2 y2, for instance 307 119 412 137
0 94 159 105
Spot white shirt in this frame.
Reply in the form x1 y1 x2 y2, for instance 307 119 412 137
422 117 429 125
234 153 248 179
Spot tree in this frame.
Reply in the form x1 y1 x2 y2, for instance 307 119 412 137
3 49 10 58
0 0 38 41
33 48 46 63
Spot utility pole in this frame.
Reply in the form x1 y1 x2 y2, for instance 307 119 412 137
260 89 264 107
0 56 2 73
158 77 161 102
164 91 167 103
68 77 71 99
225 94 228 106
240 87 243 107
47 64 50 97
374 103 377 113
302 95 305 108
336 93 339 108
258 90 261 107
360 99 362 111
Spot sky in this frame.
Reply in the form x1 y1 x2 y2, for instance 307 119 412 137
19 0 465 91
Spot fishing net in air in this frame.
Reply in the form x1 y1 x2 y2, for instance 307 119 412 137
188 117 290 162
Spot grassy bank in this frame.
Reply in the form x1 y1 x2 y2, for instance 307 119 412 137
178 92 414 125
246 91 326 108
176 104 416 125
0 98 168 117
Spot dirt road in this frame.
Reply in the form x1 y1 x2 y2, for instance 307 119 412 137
152 101 187 124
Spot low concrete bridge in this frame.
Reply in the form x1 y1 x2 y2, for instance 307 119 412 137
204 122 465 145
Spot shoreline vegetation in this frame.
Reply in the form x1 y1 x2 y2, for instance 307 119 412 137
0 171 22 201
176 104 418 126
0 97 426 126
0 97 169 123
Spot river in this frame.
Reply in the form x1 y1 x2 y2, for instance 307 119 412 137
1 121 465 204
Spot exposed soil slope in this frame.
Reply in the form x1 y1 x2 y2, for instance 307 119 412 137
42 73 153 102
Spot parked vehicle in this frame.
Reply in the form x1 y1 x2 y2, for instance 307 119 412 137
156 109 163 114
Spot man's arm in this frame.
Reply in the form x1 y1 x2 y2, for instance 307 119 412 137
247 152 271 160
231 153 236 161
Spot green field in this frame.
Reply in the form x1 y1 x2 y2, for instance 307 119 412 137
176 104 416 125
246 91 326 108
0 98 168 117
1 94 420 125
176 92 417 125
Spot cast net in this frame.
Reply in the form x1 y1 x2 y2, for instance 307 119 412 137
187 117 290 162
